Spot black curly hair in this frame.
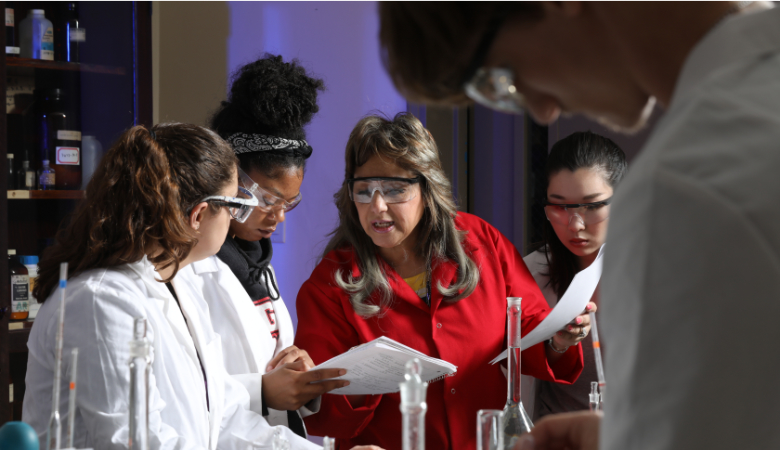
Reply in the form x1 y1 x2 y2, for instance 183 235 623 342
210 53 325 179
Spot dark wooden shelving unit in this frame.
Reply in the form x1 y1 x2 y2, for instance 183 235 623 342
1 1 152 425
7 57 127 75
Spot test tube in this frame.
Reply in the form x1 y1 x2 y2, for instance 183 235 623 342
589 311 606 406
67 348 79 449
48 262 68 450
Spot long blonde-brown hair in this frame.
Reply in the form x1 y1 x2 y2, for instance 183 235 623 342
323 112 479 317
34 123 237 301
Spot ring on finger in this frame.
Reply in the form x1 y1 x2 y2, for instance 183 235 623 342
578 327 587 338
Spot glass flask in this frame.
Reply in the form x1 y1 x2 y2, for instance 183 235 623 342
322 436 335 450
589 382 600 411
502 297 533 449
400 358 428 450
128 318 151 450
272 428 290 450
477 409 504 450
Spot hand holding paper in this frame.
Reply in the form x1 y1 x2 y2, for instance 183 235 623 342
490 245 605 364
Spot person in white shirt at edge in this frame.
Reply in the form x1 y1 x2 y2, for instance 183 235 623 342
521 131 626 420
183 54 334 441
23 123 382 450
378 2 780 450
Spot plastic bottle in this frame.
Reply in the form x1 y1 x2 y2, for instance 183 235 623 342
5 3 19 56
20 255 39 319
7 153 16 190
81 135 103 189
38 159 55 190
8 250 29 321
19 9 54 60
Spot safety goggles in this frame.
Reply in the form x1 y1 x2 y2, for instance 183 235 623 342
201 186 258 223
544 198 612 226
464 67 525 115
347 176 421 204
239 168 302 213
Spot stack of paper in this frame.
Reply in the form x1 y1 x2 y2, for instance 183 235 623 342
313 336 457 395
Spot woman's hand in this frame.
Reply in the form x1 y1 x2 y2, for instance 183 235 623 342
551 302 597 350
262 359 349 411
266 345 315 372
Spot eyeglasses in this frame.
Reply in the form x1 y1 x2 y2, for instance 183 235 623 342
347 176 421 204
239 168 302 213
543 198 612 226
201 186 258 223
464 67 525 115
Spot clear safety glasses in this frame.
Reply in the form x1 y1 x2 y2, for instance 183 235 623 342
201 186 258 223
347 176 421 204
464 67 525 115
239 168 302 213
544 198 612 226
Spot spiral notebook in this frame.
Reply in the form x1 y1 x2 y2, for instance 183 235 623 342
312 336 457 395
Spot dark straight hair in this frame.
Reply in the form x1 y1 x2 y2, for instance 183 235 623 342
539 131 627 299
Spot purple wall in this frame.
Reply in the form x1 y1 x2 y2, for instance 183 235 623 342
226 2 407 329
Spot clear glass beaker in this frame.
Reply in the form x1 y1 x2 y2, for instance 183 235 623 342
477 409 504 450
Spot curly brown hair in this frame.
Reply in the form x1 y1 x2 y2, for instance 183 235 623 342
34 123 237 301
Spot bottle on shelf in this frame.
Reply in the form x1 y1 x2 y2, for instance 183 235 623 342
17 157 36 190
5 3 20 56
20 255 39 319
7 153 16 190
8 249 30 321
35 89 82 190
19 9 54 61
61 2 83 63
502 297 533 449
38 159 55 190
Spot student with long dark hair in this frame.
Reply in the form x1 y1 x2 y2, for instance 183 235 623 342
523 131 626 418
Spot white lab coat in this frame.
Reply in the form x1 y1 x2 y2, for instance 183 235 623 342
601 5 780 450
22 257 319 450
183 256 319 429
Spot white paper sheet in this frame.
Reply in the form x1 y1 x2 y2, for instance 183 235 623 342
490 245 605 365
313 337 457 395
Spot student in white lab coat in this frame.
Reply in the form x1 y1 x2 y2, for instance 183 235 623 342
23 123 377 450
521 131 625 419
191 54 331 437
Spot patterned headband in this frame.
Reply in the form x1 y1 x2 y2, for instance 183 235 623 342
226 132 313 158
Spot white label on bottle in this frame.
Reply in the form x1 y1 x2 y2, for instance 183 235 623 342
56 147 80 165
25 171 35 188
58 130 82 141
5 46 19 54
11 274 29 312
5 8 14 26
70 28 85 42
41 26 54 60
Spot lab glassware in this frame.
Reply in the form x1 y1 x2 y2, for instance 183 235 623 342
503 297 533 449
66 348 79 449
400 358 428 450
322 436 335 450
128 318 151 450
477 410 504 450
589 382 600 412
589 311 606 407
48 263 68 450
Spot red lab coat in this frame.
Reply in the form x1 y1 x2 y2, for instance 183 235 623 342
295 212 583 450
